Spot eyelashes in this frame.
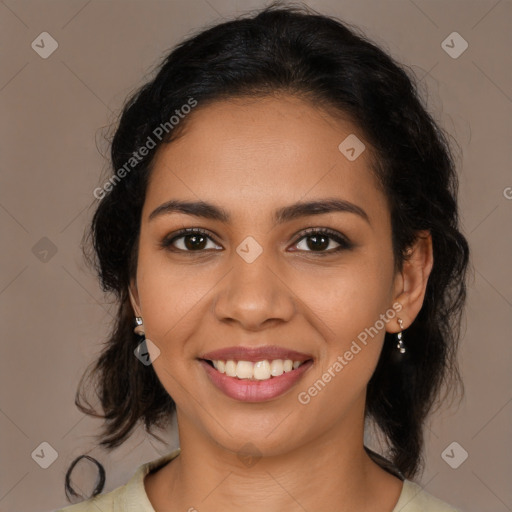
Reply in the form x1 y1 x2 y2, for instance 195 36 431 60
293 227 353 253
159 227 354 256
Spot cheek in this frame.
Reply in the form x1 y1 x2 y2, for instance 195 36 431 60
134 246 212 349
295 254 394 339
297 251 395 391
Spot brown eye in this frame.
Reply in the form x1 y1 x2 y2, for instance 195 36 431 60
181 233 208 251
292 228 353 254
161 228 222 252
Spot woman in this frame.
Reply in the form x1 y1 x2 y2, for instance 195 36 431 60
58 3 469 511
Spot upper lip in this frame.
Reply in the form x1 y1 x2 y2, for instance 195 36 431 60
200 345 313 363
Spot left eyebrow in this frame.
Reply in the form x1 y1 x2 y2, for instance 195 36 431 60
148 197 371 226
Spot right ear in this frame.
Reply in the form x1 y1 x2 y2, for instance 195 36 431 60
128 279 142 317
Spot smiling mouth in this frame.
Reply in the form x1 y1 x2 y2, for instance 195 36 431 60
201 358 313 381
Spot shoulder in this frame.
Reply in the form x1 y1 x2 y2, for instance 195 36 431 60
54 448 181 512
393 480 461 512
54 486 119 511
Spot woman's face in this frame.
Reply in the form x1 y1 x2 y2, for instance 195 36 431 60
130 94 404 456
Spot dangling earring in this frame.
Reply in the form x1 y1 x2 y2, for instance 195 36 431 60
396 318 406 354
134 317 145 336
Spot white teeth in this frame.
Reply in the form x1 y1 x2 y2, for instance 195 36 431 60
270 359 284 376
209 359 306 380
253 360 271 380
236 361 253 379
225 360 237 377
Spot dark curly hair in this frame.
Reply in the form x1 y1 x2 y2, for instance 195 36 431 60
64 1 470 501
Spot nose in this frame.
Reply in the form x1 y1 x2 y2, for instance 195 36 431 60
212 248 296 331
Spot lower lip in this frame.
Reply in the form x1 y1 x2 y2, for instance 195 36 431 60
199 359 314 402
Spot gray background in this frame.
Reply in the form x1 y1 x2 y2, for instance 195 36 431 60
0 1 510 511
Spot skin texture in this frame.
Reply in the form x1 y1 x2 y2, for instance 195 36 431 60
129 94 433 512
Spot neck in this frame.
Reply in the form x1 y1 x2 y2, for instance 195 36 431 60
145 410 403 512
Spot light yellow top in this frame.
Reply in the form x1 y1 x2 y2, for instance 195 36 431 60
56 448 460 511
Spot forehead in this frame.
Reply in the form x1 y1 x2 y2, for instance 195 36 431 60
144 94 388 224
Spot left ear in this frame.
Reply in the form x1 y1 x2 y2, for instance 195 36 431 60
388 230 434 332
128 278 142 317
